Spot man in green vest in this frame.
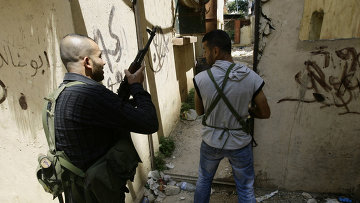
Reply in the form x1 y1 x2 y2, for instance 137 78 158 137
193 30 270 203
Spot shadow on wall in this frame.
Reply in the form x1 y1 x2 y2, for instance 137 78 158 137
309 10 324 41
0 0 73 138
173 43 195 102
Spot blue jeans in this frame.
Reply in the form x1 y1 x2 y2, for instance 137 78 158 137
194 141 256 203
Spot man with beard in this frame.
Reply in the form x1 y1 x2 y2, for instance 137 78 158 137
54 34 158 202
193 30 270 203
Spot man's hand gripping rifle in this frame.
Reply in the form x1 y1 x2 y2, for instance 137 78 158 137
117 26 158 99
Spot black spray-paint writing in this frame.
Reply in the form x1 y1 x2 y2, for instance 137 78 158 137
278 47 360 115
107 70 123 92
149 28 169 73
93 6 124 74
0 79 7 104
0 79 27 110
93 6 129 91
0 45 50 77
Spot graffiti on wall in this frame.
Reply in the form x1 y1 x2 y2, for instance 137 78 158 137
0 79 28 110
0 45 50 77
93 6 128 91
0 42 50 108
278 47 360 115
0 79 6 104
149 27 170 73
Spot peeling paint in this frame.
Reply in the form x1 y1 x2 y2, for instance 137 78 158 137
257 1 275 62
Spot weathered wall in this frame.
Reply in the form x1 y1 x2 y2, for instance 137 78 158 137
76 1 157 202
299 0 360 40
141 0 184 138
0 0 74 202
173 43 196 102
254 0 360 195
217 0 224 29
0 0 197 202
240 25 252 46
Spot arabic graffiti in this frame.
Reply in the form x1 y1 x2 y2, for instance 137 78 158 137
278 47 360 115
93 6 128 91
107 70 123 92
0 45 50 77
0 79 7 104
93 6 124 74
149 28 169 73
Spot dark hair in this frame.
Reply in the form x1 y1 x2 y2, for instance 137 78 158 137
202 30 231 54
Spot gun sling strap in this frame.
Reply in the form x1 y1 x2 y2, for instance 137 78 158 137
42 81 86 202
202 63 256 150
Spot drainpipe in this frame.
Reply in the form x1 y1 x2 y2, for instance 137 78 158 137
250 0 261 144
133 0 155 170
253 0 260 72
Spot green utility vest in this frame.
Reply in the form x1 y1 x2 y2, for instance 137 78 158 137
202 63 256 149
37 81 140 203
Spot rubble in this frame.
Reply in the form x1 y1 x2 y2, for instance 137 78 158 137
326 199 340 203
142 171 355 203
164 185 181 196
307 198 318 203
302 192 313 199
165 162 174 169
231 46 253 58
143 170 196 202
255 190 278 202
183 109 198 121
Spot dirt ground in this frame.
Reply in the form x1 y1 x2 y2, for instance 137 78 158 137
160 118 344 203
155 46 348 203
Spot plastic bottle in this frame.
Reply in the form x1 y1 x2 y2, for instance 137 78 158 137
338 197 352 203
176 182 196 192
141 196 149 203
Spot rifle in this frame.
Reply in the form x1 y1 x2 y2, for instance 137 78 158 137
117 26 158 99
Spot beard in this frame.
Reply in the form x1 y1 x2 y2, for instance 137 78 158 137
207 53 216 66
92 66 104 82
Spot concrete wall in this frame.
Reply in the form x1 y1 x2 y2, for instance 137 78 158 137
0 0 198 202
240 25 252 46
0 0 74 202
254 0 360 195
217 0 224 30
299 0 360 40
141 0 184 139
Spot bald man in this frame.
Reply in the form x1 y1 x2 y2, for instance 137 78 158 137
55 34 158 202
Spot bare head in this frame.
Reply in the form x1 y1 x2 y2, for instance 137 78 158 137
60 34 106 82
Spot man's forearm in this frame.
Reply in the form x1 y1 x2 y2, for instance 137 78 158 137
249 106 270 119
195 91 204 115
